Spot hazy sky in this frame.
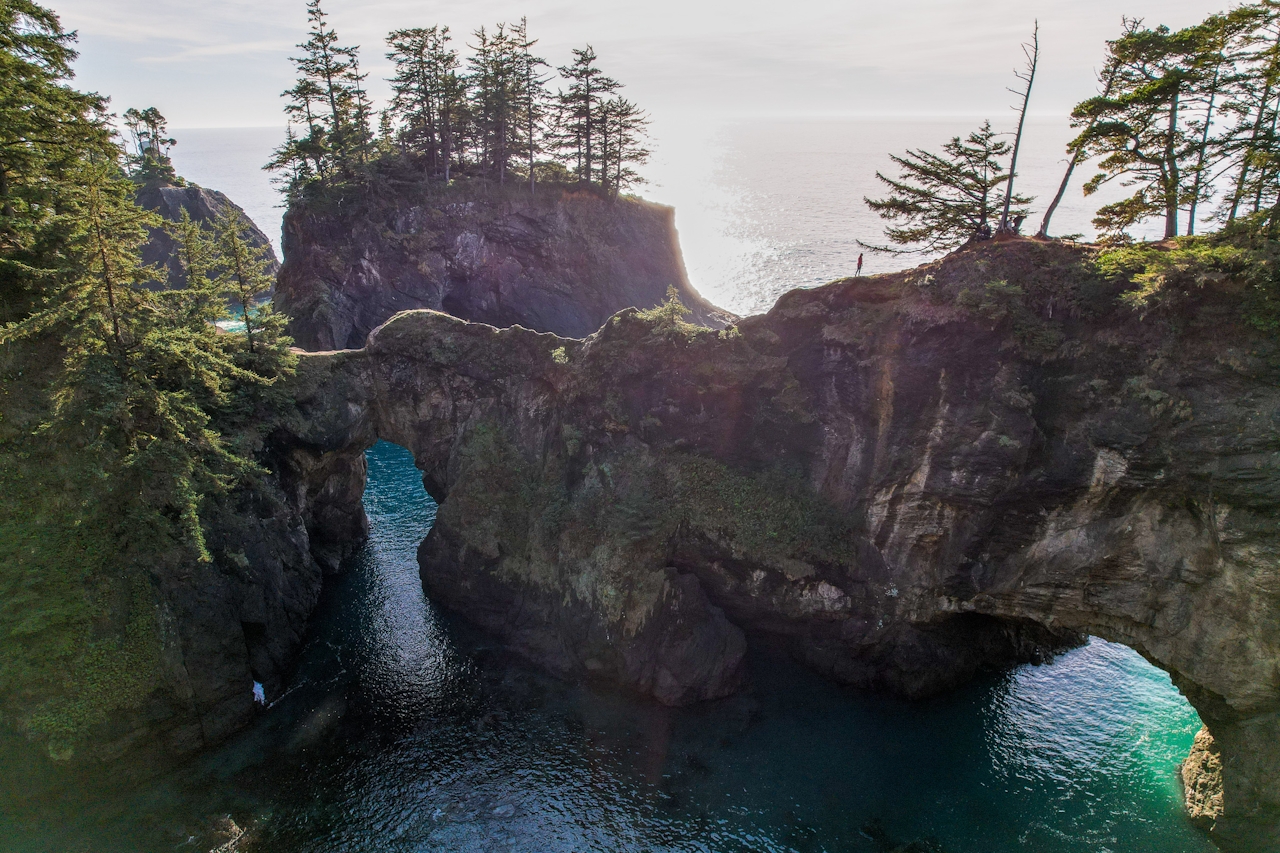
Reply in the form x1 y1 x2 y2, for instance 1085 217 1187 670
56 0 1223 129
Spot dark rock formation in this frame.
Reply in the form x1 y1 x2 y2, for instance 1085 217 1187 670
270 239 1280 850
273 185 733 350
135 181 279 290
64 464 329 768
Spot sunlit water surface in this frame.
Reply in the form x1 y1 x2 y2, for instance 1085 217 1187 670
1 442 1210 852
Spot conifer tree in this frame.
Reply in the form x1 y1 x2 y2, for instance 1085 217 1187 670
512 18 550 193
864 121 1030 252
1181 12 1245 234
269 0 371 194
1072 21 1200 240
3 162 248 559
557 46 620 183
213 208 284 358
597 97 649 196
0 0 115 320
467 24 521 183
1219 3 1280 224
122 106 177 184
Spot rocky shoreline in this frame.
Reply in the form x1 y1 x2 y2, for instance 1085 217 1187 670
264 238 1279 850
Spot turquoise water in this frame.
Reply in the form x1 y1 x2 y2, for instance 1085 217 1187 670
0 441 1212 852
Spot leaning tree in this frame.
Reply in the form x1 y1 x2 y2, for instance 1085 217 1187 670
864 121 1031 253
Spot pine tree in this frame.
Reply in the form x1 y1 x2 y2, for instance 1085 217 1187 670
0 0 299 747
512 18 550 193
467 24 522 183
3 162 250 559
121 106 177 184
1072 21 1200 240
557 46 620 184
213 208 285 358
0 0 115 320
1181 12 1247 234
597 97 649 197
864 121 1030 253
269 0 371 194
1219 2 1280 225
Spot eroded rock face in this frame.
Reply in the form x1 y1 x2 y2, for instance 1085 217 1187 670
135 182 279 290
273 240 1280 849
273 186 733 350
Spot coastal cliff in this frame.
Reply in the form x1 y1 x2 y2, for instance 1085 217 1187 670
273 184 732 350
135 181 280 289
272 239 1280 850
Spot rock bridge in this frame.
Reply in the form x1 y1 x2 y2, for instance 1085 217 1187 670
275 244 1280 850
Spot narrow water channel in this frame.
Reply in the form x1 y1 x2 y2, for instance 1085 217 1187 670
0 440 1212 852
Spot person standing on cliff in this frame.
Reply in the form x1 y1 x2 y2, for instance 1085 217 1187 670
856 253 864 276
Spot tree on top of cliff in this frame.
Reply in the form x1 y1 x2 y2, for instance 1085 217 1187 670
1072 21 1202 241
385 25 466 181
0 1 301 745
466 22 547 186
512 18 552 194
0 0 115 320
269 0 372 195
121 106 178 185
597 96 650 197
864 121 1031 253
556 46 621 184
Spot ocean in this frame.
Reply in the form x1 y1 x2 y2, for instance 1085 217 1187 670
0 120 1210 852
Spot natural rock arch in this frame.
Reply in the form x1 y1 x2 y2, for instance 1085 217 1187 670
278 243 1280 850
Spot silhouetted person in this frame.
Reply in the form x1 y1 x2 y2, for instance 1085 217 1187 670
856 253 864 276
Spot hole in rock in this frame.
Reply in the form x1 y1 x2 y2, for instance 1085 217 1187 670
0 441 1210 852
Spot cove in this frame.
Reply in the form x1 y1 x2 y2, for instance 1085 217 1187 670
2 440 1210 851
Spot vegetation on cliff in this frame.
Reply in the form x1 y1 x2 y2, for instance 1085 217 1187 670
0 2 292 752
268 0 650 203
869 3 1280 254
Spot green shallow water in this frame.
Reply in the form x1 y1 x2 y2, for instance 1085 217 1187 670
0 441 1212 852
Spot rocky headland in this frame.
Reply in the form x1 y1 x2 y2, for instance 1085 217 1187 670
135 180 280 289
267 238 1280 851
272 184 732 350
9 185 1279 851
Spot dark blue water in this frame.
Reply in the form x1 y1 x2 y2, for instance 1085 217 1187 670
0 441 1212 852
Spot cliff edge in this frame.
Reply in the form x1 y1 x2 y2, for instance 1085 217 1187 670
273 184 733 350
275 239 1280 851
135 181 279 289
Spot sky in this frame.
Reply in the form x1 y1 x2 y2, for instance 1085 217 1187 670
55 0 1225 129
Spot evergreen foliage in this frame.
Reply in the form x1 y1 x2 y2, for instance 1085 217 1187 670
121 106 177 184
865 122 1032 253
0 0 295 748
268 0 373 194
0 0 115 322
271 5 650 200
1069 4 1280 241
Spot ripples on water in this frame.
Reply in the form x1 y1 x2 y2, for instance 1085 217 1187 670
0 441 1211 852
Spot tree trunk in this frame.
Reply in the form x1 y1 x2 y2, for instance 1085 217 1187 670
1039 65 1119 239
1231 26 1280 220
1164 90 1181 240
1000 24 1038 233
1187 62 1223 236
1035 151 1081 238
